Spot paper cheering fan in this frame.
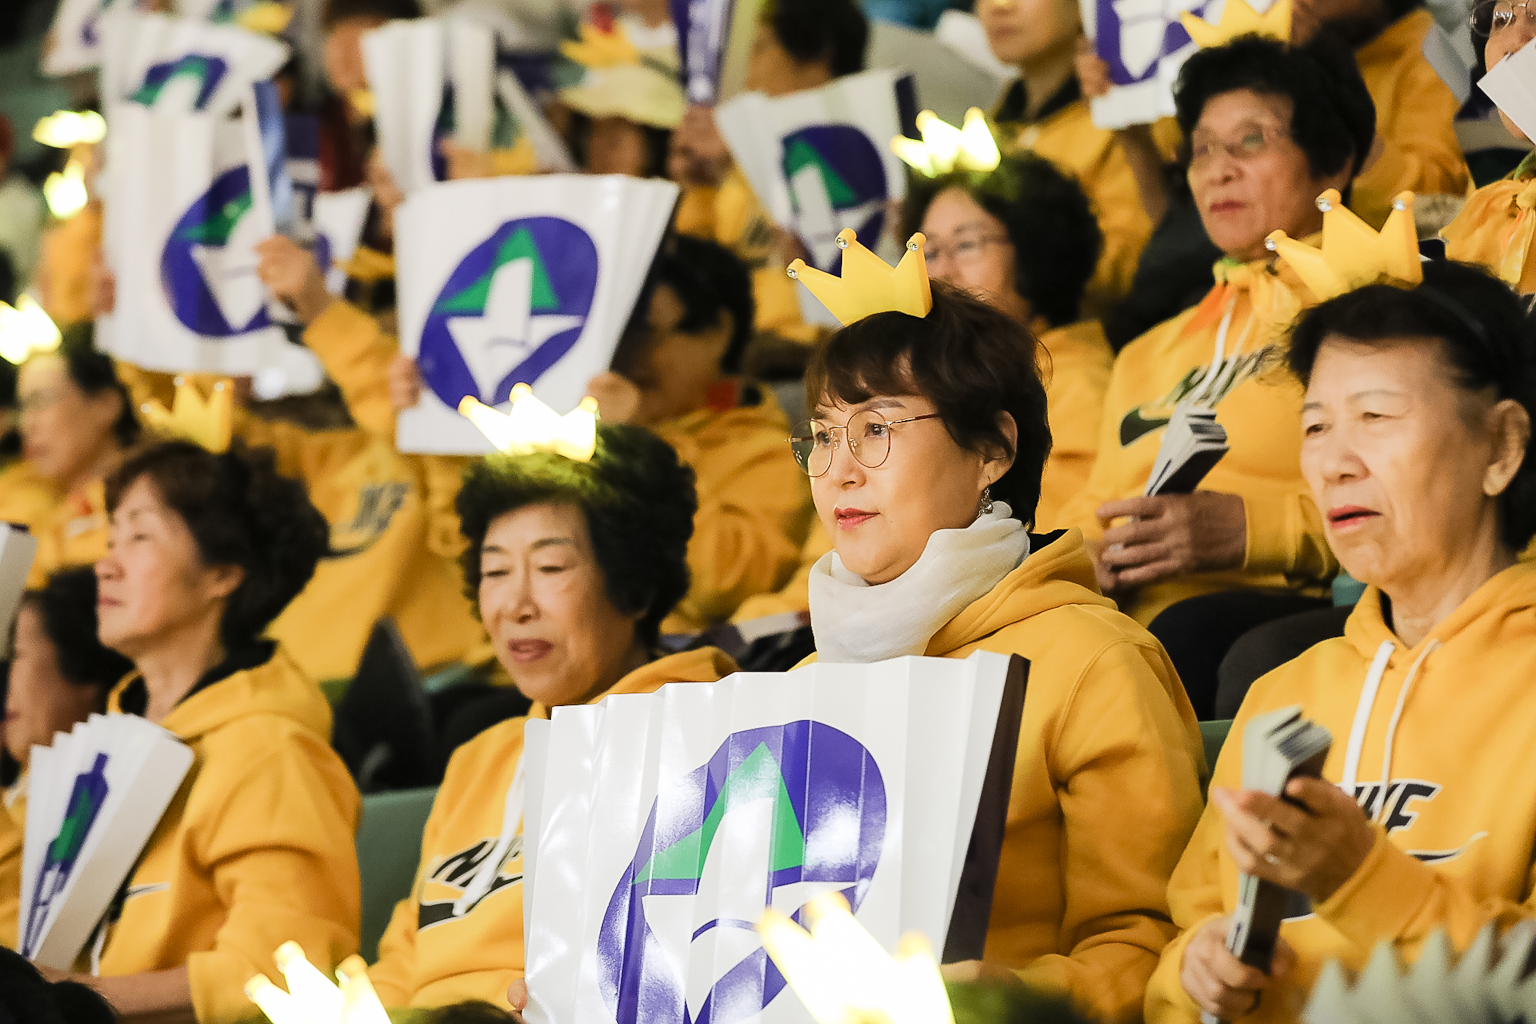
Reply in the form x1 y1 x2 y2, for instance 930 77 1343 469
519 650 1026 1024
0 525 39 659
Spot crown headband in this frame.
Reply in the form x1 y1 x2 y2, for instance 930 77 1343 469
787 230 933 325
459 384 599 462
140 378 234 454
1180 0 1292 48
1266 189 1421 300
891 108 1001 178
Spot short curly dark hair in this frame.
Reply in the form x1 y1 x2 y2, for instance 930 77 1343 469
20 567 133 691
456 422 698 646
1174 34 1376 184
1288 260 1536 552
901 152 1103 328
105 441 331 647
804 282 1051 525
761 0 867 77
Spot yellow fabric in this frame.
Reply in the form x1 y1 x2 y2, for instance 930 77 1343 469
34 203 101 327
1146 561 1536 1024
1001 97 1154 316
1059 255 1336 625
655 385 813 633
0 786 20 949
1441 165 1536 294
804 529 1204 1022
101 648 361 1024
731 519 831 622
1350 10 1470 228
1036 319 1113 531
0 460 107 588
369 647 737 1010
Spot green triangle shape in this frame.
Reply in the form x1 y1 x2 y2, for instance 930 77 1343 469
782 139 857 209
435 226 560 315
637 742 806 884
177 187 253 245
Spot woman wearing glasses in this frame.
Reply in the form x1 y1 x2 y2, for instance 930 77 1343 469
1057 35 1377 717
789 277 1205 1024
902 151 1109 529
1443 0 1536 293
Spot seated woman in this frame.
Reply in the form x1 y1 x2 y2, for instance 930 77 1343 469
1442 2 1536 292
45 440 359 1023
0 330 138 585
903 149 1109 528
1145 259 1536 1023
789 245 1205 1022
1059 35 1377 718
0 566 133 949
558 22 682 178
368 422 736 1013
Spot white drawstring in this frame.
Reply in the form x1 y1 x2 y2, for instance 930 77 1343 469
1376 641 1439 822
1188 291 1240 407
1339 638 1440 823
454 755 526 916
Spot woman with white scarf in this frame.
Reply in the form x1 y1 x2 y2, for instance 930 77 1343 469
789 275 1206 1023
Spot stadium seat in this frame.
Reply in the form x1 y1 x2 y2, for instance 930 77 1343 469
1200 719 1233 775
355 786 437 960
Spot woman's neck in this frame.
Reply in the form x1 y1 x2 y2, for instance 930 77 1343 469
134 620 228 724
1018 47 1076 121
60 443 121 500
1384 531 1517 649
572 638 652 707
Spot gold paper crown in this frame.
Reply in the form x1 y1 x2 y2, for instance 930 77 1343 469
891 107 1001 178
1180 0 1292 48
235 1 296 35
140 378 234 454
787 230 933 326
246 942 389 1024
1266 189 1421 300
560 22 641 69
459 384 599 462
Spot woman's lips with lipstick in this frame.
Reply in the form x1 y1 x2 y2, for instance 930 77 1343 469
1207 200 1245 215
507 639 554 664
834 507 877 530
1327 505 1379 529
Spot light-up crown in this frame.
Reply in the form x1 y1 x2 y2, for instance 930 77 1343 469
459 385 599 462
1265 189 1421 300
560 22 641 69
1180 0 1292 48
787 231 933 326
246 942 390 1024
891 107 1001 178
235 1 295 35
140 378 234 454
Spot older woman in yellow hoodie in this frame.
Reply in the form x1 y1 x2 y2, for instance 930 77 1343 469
1146 262 1536 1024
38 440 360 1023
1060 34 1376 717
369 422 736 1014
786 240 1205 1021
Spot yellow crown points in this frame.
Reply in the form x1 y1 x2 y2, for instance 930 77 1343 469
140 378 234 454
1266 189 1422 301
235 1 295 35
459 385 599 462
1180 0 1292 48
787 230 933 326
247 943 390 1024
891 107 1001 178
559 22 641 69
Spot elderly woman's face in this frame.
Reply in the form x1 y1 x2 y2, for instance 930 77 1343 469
478 501 644 707
1300 336 1528 593
95 478 242 660
4 605 104 767
809 390 1012 584
19 355 123 489
920 188 1032 324
1188 89 1349 263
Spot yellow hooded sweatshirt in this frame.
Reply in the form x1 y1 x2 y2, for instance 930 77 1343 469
807 529 1206 1022
1350 10 1470 229
1146 561 1536 1024
1059 256 1337 625
101 645 361 1024
0 461 108 587
654 380 813 633
731 520 832 623
369 647 737 1010
1036 319 1113 531
1442 152 1536 294
0 786 20 949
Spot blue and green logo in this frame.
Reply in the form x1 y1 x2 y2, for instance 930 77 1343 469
131 53 230 112
598 721 886 1024
418 217 598 409
160 166 272 338
781 125 890 272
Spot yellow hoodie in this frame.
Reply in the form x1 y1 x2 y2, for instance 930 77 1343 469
0 786 20 949
731 520 832 623
1441 153 1536 294
369 647 737 1010
807 529 1205 1022
1059 256 1337 625
1146 561 1536 1024
0 461 108 587
1350 10 1470 229
101 646 361 1024
654 380 813 633
1037 319 1113 531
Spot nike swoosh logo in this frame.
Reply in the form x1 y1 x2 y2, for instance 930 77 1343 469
417 872 522 931
1120 407 1171 447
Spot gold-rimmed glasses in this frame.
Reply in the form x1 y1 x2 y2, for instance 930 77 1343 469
788 410 941 477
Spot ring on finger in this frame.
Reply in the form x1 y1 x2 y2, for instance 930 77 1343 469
1263 852 1279 866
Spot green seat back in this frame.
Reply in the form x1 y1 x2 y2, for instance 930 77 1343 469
1200 719 1233 775
355 786 437 961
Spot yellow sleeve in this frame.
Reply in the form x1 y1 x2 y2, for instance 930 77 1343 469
1016 639 1206 1023
417 454 470 560
186 729 361 1024
1235 471 1338 585
1037 331 1112 529
302 301 401 438
0 799 20 950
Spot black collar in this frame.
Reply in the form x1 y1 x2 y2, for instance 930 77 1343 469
994 76 1082 128
118 640 278 717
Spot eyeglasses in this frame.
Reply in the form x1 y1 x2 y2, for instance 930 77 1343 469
924 233 1010 267
1472 0 1536 35
1188 125 1291 170
788 410 941 477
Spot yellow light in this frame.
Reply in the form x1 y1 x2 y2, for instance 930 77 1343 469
44 159 88 220
891 107 1000 179
33 110 106 149
0 295 62 365
246 944 392 1024
244 976 311 1024
334 956 390 1024
274 942 346 1024
459 385 600 462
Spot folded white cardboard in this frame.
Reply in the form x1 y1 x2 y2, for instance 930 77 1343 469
0 527 39 660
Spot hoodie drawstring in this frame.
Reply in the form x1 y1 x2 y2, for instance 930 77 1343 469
454 756 526 916
1339 638 1440 824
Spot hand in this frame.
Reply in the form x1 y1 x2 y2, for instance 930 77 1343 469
769 226 810 269
441 139 496 180
1075 36 1113 99
586 370 643 425
1095 492 1246 589
91 251 115 316
254 236 334 324
669 104 732 187
389 353 424 411
1180 915 1295 1019
1211 779 1377 904
365 147 404 240
507 978 529 1023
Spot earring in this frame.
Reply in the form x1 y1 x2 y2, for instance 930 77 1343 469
978 486 994 517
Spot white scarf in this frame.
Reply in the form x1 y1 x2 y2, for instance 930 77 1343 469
808 502 1029 664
